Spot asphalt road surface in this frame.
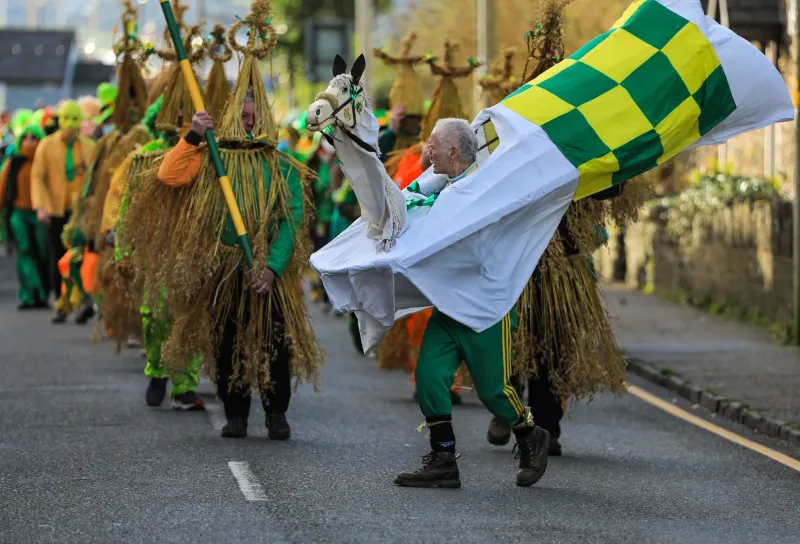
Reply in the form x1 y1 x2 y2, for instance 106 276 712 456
0 260 797 543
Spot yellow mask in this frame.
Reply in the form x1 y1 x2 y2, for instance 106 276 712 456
58 100 83 132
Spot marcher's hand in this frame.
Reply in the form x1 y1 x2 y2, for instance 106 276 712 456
191 111 214 137
389 105 406 134
37 207 50 225
251 267 276 295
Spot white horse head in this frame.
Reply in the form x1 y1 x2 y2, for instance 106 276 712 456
306 54 369 133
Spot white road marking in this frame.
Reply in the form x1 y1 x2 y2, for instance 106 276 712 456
228 461 267 501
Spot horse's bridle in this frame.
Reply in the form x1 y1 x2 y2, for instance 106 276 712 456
314 84 364 131
314 83 379 155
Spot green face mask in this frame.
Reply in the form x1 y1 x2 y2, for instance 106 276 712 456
58 101 83 132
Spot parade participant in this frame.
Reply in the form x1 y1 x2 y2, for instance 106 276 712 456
477 48 517 106
77 0 161 339
306 133 335 305
386 39 481 401
114 1 211 409
31 99 96 319
393 118 550 488
373 31 425 173
0 123 49 308
148 0 322 434
390 39 481 190
78 96 102 139
483 2 630 456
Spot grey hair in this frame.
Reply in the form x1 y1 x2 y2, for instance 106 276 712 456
433 118 478 165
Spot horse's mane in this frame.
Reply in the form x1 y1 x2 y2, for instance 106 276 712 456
330 73 373 111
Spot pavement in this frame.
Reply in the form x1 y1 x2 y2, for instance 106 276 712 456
604 283 800 430
0 259 798 543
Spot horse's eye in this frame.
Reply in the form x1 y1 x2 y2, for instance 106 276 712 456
316 108 321 116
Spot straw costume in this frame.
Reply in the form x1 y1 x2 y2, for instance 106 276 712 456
374 31 425 174
477 48 518 107
0 124 49 308
149 0 322 434
486 0 652 453
73 0 153 336
115 0 210 409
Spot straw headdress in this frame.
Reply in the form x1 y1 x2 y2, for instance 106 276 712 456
109 0 149 130
374 31 426 116
153 0 206 133
204 24 233 121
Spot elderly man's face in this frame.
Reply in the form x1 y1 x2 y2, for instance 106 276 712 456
242 100 256 134
426 129 457 176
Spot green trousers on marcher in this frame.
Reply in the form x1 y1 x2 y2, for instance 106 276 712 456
141 289 200 397
9 209 48 305
415 308 526 426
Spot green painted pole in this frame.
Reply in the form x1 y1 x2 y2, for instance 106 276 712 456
158 0 254 267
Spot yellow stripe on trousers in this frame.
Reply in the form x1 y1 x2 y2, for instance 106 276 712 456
501 315 525 415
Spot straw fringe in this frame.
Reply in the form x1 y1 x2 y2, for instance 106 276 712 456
82 125 151 248
136 145 323 390
97 247 142 351
377 317 413 371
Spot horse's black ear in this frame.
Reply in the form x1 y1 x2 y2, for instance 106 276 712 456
333 54 347 77
350 54 366 85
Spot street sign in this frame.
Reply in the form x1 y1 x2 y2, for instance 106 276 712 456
304 18 353 83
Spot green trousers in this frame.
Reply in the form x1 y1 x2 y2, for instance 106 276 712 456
9 209 48 305
141 289 200 397
415 308 525 426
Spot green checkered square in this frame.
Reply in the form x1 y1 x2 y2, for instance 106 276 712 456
610 130 663 184
622 51 691 127
537 61 617 107
622 0 689 49
540 109 610 168
694 65 737 136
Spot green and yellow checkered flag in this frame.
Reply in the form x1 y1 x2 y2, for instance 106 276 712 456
501 0 736 199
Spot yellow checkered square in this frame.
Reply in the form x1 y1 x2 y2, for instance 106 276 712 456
580 29 659 83
503 86 575 126
575 152 619 199
661 23 721 95
655 96 701 164
578 86 653 150
611 0 646 29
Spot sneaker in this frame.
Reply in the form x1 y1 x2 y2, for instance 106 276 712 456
51 309 68 324
394 451 461 488
486 416 512 446
265 413 291 440
145 377 169 407
74 301 97 324
513 426 550 487
221 417 248 438
17 302 35 310
33 300 51 310
171 391 205 411
548 436 562 456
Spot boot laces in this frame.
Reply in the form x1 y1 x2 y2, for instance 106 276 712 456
513 441 533 465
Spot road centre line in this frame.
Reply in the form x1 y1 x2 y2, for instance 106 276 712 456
628 385 800 473
228 461 267 501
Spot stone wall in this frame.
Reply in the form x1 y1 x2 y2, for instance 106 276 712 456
597 201 794 325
